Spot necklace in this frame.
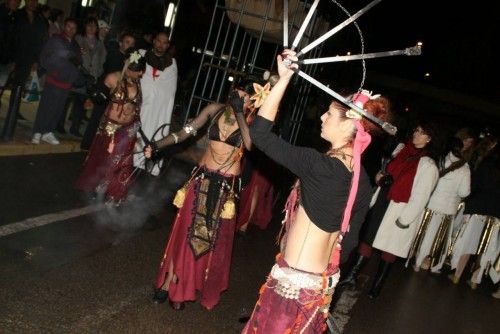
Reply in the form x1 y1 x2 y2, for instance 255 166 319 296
208 142 235 167
328 143 353 160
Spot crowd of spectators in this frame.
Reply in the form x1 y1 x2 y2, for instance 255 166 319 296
0 0 160 145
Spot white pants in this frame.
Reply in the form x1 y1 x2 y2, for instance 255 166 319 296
414 211 452 271
451 214 500 284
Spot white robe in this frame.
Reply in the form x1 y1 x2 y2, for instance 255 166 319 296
372 157 439 258
413 153 471 269
134 58 178 176
451 214 500 284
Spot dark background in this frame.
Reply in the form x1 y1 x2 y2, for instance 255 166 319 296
106 0 499 134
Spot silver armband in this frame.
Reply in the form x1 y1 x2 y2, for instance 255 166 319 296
183 124 197 136
171 132 179 144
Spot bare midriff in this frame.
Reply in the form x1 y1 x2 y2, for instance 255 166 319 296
199 139 242 176
106 102 136 124
283 205 339 274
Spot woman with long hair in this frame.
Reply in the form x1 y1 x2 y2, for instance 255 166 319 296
145 82 255 310
75 49 145 204
242 50 391 333
340 120 441 298
448 137 499 288
409 137 471 273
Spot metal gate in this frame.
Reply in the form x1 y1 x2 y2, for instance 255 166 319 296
185 0 327 144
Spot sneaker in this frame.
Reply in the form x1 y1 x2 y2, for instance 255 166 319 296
31 133 41 144
41 132 60 145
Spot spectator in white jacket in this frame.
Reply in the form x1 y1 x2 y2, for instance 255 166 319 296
339 120 441 299
410 137 471 272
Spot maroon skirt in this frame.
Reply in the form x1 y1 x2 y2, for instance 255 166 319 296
242 256 339 334
237 168 275 230
155 168 238 309
75 117 139 202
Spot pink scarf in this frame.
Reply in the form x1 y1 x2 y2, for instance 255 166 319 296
331 120 371 266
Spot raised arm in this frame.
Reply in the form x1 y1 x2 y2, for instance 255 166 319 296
258 50 297 122
248 50 321 178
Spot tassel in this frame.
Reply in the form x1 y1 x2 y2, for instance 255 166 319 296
107 135 115 153
220 192 235 219
173 185 187 208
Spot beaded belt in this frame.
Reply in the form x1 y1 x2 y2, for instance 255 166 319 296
268 264 340 300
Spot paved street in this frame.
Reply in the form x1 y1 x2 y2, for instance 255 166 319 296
0 153 498 333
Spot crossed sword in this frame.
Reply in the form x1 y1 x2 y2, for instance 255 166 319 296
280 0 423 135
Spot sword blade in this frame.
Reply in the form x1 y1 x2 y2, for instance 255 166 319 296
283 0 289 47
291 0 320 50
295 69 397 135
297 0 383 57
298 46 421 64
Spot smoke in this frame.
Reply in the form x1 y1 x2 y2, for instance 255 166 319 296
88 159 194 241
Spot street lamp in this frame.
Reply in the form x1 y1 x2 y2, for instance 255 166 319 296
164 1 179 38
81 0 94 7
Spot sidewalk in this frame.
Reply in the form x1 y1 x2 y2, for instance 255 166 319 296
0 89 82 157
0 89 204 163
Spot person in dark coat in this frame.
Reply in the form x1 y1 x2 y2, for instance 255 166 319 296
31 18 81 145
11 0 48 88
0 0 21 96
7 0 47 120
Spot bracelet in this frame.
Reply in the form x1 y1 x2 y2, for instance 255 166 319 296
171 132 179 144
183 124 197 136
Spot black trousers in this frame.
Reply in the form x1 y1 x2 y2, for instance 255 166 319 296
33 83 70 134
58 92 87 133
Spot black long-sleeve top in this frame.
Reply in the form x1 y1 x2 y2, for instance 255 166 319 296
464 154 500 218
13 9 48 66
250 116 371 258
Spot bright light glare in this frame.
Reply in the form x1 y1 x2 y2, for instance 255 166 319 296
81 0 94 7
164 3 175 27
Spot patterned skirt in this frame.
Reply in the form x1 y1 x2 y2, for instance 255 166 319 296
75 116 139 203
155 167 239 309
242 255 340 334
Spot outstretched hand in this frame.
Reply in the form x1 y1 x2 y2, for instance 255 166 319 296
144 142 160 160
277 49 298 80
228 90 244 114
144 144 152 159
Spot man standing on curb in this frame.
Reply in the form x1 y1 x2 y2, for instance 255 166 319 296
32 18 81 145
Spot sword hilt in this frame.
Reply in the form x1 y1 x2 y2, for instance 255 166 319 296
404 45 422 56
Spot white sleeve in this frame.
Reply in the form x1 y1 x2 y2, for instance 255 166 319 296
457 165 471 198
399 157 439 225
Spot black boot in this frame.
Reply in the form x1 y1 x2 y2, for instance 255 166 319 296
338 255 368 290
367 260 391 299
